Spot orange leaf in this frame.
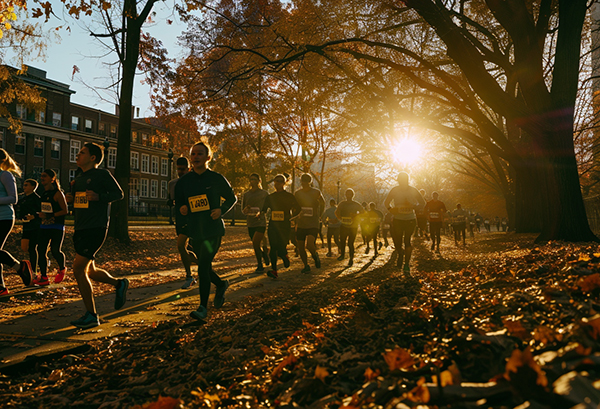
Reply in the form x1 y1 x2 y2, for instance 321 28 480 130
314 365 329 381
432 370 453 387
582 315 600 340
504 347 548 387
503 318 529 340
382 347 415 371
272 354 297 378
578 273 600 293
364 367 380 382
133 396 182 409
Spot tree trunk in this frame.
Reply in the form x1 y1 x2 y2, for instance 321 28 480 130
512 162 543 233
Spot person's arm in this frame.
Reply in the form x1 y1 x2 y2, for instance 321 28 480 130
414 188 426 211
215 174 237 220
175 176 188 216
383 188 397 214
53 191 69 217
89 170 124 203
291 194 302 217
0 172 17 205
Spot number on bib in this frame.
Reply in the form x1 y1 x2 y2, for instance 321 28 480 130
41 202 53 213
271 211 285 221
248 207 260 216
189 194 210 213
370 217 380 224
301 207 313 217
429 212 439 219
342 217 353 226
74 192 89 209
397 207 413 214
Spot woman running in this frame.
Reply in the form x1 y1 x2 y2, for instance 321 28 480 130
175 141 237 321
335 188 364 267
242 173 270 274
383 172 425 274
34 169 68 285
262 174 301 278
0 149 33 296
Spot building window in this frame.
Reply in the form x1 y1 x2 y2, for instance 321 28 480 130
70 140 81 163
110 125 117 138
85 119 93 133
69 169 77 182
15 134 25 154
51 139 60 159
131 152 139 170
140 178 149 198
34 136 44 157
16 104 26 119
71 116 79 130
161 180 168 199
52 112 62 127
141 133 148 146
33 166 43 179
0 128 4 148
99 122 106 136
141 154 149 173
130 178 140 197
36 109 45 123
108 147 117 168
161 158 169 177
131 131 138 143
151 156 159 175
151 179 158 198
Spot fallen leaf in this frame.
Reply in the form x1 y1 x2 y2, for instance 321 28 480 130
382 347 415 371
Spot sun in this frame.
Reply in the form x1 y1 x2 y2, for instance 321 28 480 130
391 138 423 165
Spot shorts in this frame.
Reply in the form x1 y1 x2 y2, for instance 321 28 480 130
73 227 108 260
248 226 266 239
296 227 320 241
22 228 40 241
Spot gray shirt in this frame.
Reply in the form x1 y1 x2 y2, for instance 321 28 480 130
243 188 268 228
321 206 341 228
294 187 325 229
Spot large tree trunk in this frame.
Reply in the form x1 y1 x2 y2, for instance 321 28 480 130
512 162 543 233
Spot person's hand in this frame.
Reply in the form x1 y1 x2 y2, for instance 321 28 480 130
65 193 73 203
211 208 222 220
25 214 35 221
86 190 100 201
180 206 188 216
37 212 46 219
243 205 250 215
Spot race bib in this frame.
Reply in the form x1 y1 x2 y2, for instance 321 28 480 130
370 217 380 224
429 212 439 219
397 206 413 214
271 211 284 221
301 207 313 217
383 224 390 230
248 207 260 216
188 194 210 213
342 217 353 226
74 192 88 209
41 202 53 213
456 215 466 222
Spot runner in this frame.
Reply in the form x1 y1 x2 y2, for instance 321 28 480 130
242 173 270 274
383 172 425 274
294 174 325 274
321 199 341 257
381 211 393 247
484 217 491 232
0 149 33 296
501 217 508 232
168 157 199 289
364 202 383 256
19 179 41 276
359 201 369 245
34 169 68 286
424 191 446 253
452 204 468 247
64 142 126 328
262 174 301 278
415 189 430 240
335 188 364 267
475 213 482 233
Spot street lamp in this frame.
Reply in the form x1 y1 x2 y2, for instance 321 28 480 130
168 148 174 225
337 180 341 203
103 137 110 169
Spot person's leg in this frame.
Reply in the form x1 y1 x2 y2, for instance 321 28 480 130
268 227 279 270
391 219 403 267
251 230 265 270
403 220 416 269
326 228 333 254
261 234 270 266
194 237 222 308
297 233 308 268
338 227 348 258
37 230 51 278
0 219 14 289
72 254 96 314
178 234 195 278
49 229 66 270
306 234 318 261
348 227 358 262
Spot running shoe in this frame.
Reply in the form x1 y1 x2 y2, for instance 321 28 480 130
254 266 265 274
365 247 370 255
337 255 345 261
347 259 354 267
262 249 270 266
17 260 33 286
403 264 410 273
33 276 49 286
181 276 197 289
114 278 129 310
70 311 100 329
282 255 291 268
190 305 208 321
313 253 321 269
430 243 435 251
436 248 441 254
0 288 8 296
378 242 383 250
325 252 333 257
301 265 311 274
214 279 229 308
54 268 66 284
267 269 278 279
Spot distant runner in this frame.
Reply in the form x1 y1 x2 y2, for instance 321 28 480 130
242 173 270 274
452 204 468 247
415 189 429 240
19 179 41 277
321 199 341 257
294 174 325 274
381 211 393 247
364 202 383 256
424 191 446 253
336 188 364 267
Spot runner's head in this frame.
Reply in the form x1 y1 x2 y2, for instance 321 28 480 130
0 148 22 176
345 188 355 200
432 191 439 200
41 168 61 191
300 173 312 188
84 142 104 165
419 189 426 197
190 140 213 171
397 171 409 188
330 199 336 207
249 173 262 189
23 179 38 194
456 203 462 209
175 157 190 177
273 174 287 191
369 202 376 210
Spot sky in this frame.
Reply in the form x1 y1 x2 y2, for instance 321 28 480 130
7 0 188 118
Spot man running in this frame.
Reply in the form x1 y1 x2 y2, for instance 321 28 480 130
66 142 126 329
321 199 340 257
294 174 325 274
19 179 41 276
381 211 393 247
364 202 383 256
384 172 425 274
424 191 446 253
415 189 429 240
168 157 198 289
452 204 468 247
242 173 270 274
336 188 364 267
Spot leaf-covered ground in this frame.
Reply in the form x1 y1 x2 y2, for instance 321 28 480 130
2 230 600 408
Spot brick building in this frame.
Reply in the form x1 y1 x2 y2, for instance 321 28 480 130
0 65 174 216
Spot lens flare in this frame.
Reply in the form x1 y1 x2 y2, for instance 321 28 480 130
391 138 423 165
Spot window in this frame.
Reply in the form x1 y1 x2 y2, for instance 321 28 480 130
151 179 158 198
69 169 78 183
99 122 106 136
130 178 140 197
85 119 93 133
110 125 117 138
131 131 138 143
161 158 169 177
131 152 139 170
34 136 44 157
161 180 168 199
33 166 43 179
71 116 79 130
36 109 45 123
108 147 117 168
51 139 60 159
141 154 149 173
151 156 159 175
15 134 25 154
140 178 149 197
16 104 26 119
0 128 4 148
141 133 148 146
52 112 62 127
70 140 81 163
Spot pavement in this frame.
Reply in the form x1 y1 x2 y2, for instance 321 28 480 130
0 242 393 375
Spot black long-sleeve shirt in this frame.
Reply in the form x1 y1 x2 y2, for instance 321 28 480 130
262 190 301 228
72 168 124 231
174 169 237 240
18 192 41 231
